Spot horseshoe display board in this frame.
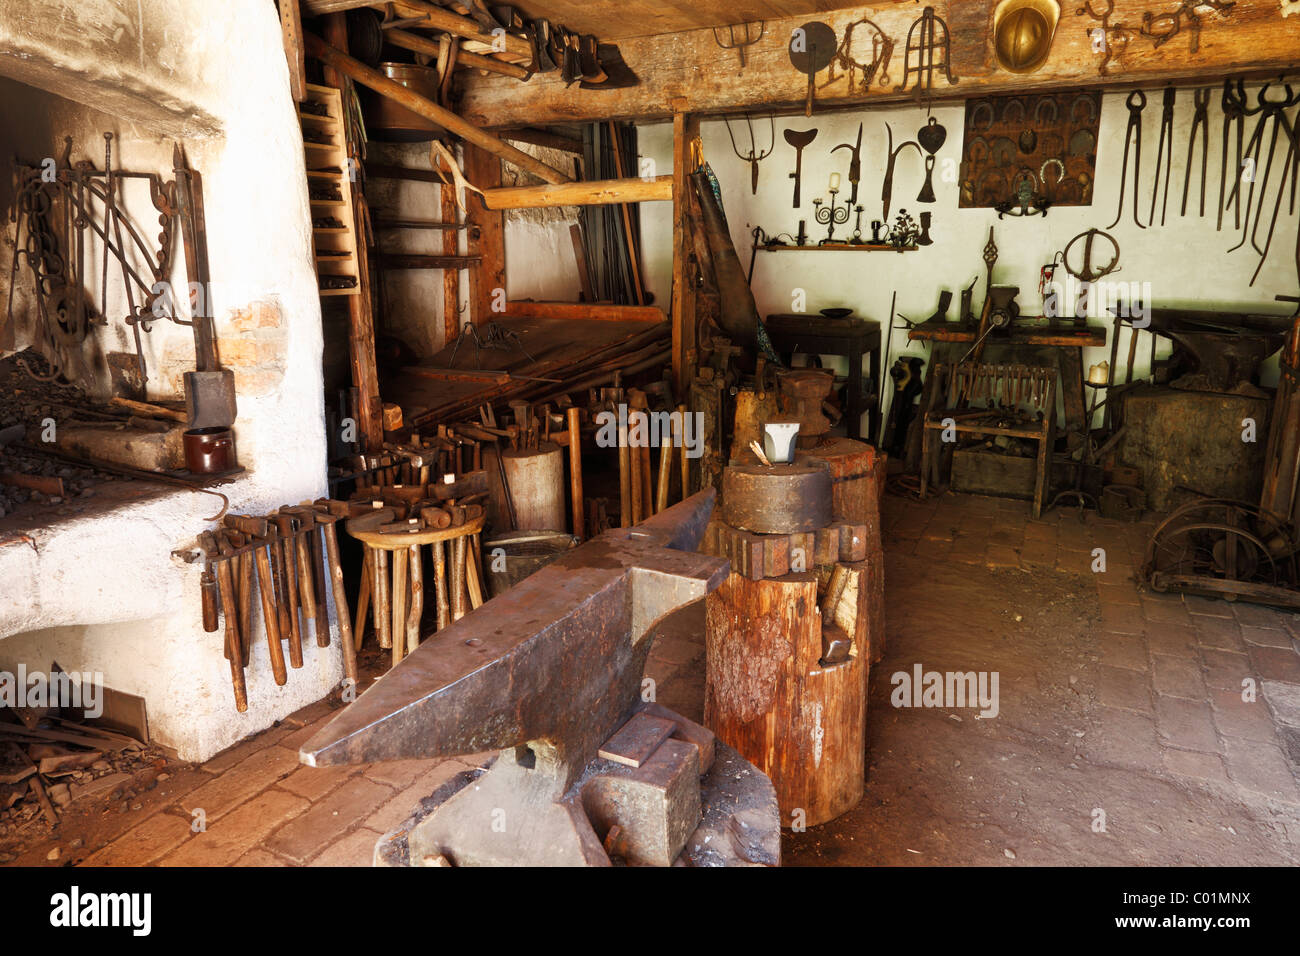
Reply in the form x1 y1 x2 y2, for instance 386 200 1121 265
959 92 1102 210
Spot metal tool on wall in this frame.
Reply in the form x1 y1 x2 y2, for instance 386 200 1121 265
785 127 818 208
831 16 894 93
1218 79 1247 231
1226 82 1300 275
894 5 959 106
916 116 946 203
882 123 922 221
725 113 775 195
832 123 864 205
789 21 837 116
1181 86 1212 218
713 20 765 69
1061 228 1121 326
1148 87 1176 227
1108 90 1147 230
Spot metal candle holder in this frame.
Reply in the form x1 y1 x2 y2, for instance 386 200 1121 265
813 187 851 245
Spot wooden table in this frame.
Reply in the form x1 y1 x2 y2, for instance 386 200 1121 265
907 318 1106 444
764 313 882 442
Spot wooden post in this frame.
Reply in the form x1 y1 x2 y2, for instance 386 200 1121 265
671 113 700 399
441 183 462 348
567 406 585 540
464 144 505 327
278 0 307 102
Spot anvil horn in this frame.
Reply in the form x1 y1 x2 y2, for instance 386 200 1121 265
301 490 727 788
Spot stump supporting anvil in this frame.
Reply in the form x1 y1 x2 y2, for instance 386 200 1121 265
300 490 781 866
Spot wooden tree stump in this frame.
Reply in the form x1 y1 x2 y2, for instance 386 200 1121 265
704 570 867 828
803 437 886 662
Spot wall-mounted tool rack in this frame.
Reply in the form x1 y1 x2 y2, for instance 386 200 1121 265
300 82 360 296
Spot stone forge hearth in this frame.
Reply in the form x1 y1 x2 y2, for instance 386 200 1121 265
0 0 334 762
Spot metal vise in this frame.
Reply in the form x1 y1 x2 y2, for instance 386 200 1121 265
300 490 781 867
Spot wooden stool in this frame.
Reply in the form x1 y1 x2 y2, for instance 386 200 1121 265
347 514 486 667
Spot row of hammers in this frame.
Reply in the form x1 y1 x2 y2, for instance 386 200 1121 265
199 501 355 713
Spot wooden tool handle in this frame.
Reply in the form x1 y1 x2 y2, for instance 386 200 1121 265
254 545 288 686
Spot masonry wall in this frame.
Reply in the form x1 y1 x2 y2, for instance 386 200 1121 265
0 0 339 761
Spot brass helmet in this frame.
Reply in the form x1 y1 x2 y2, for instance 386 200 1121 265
993 0 1060 73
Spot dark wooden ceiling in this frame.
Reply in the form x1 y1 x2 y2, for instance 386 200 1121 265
510 1 880 39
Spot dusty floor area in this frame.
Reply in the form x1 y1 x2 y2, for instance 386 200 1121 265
779 491 1300 865
5 488 1299 867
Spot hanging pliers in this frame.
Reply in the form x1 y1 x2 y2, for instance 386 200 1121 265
1108 90 1146 230
1181 87 1211 218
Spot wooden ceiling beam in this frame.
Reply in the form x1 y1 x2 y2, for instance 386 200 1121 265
457 0 1299 129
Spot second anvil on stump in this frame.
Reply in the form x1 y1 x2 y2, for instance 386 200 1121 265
703 439 884 828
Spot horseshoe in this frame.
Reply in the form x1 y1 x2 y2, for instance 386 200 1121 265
1034 97 1059 126
1068 128 1096 158
1040 158 1066 191
968 100 995 132
1039 132 1064 157
1069 93 1098 125
966 135 991 164
975 167 1008 205
990 136 1018 167
1001 97 1027 125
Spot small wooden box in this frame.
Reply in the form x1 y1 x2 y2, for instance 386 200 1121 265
951 447 1035 500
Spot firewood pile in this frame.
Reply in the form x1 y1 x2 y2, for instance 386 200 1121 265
0 696 160 854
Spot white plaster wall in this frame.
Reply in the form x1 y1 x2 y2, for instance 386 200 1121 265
368 142 461 358
635 89 1299 434
0 0 338 762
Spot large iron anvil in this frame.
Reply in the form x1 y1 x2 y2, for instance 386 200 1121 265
300 491 778 866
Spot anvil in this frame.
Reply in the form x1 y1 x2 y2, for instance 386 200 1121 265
300 490 755 866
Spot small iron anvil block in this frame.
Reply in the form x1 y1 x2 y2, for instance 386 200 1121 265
300 491 781 866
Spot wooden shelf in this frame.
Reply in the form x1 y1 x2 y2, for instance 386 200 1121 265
301 83 359 298
760 242 918 253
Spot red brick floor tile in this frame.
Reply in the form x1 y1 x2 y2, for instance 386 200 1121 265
1208 687 1279 743
1247 645 1300 685
232 849 288 866
1183 594 1234 619
162 789 310 867
1151 654 1206 700
179 745 300 822
1145 622 1200 659
1200 648 1255 692
1154 696 1221 754
277 763 359 802
264 777 394 864
1096 665 1153 713
1239 625 1294 649
1162 749 1230 785
1191 615 1246 652
308 827 383 867
80 811 193 866
1098 632 1149 672
363 760 472 834
1221 736 1300 804
1100 604 1144 635
1083 707 1163 770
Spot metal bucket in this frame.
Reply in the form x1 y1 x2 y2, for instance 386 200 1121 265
484 531 578 598
362 63 443 142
